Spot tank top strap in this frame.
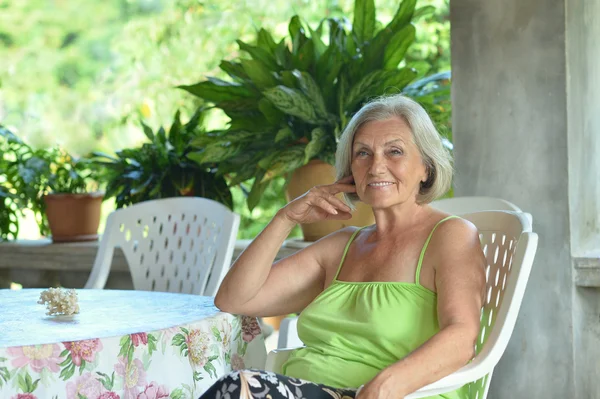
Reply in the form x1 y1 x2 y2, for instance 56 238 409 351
415 215 461 286
333 227 366 281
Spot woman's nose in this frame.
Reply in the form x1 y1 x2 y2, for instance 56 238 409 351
369 154 387 175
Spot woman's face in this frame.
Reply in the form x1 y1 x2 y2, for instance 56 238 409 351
351 117 428 209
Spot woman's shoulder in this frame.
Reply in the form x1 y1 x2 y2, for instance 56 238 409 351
301 226 363 266
427 212 483 266
311 226 363 248
432 213 479 241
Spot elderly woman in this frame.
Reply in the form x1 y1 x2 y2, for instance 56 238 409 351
202 94 486 399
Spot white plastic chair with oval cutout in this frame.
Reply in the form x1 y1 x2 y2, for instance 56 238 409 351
84 197 240 296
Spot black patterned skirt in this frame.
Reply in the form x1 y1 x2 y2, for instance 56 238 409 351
199 369 357 399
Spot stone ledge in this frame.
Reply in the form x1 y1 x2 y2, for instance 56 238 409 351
0 238 303 289
574 255 600 287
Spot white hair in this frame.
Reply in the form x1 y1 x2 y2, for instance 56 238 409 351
335 94 453 206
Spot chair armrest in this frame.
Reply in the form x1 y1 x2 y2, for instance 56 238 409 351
265 347 302 373
405 349 495 398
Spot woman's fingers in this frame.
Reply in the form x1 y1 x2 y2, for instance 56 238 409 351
313 196 341 215
325 176 357 195
326 194 352 213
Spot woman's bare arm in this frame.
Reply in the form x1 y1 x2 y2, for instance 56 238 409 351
214 178 357 317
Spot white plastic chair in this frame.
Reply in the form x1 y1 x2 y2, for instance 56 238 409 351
84 197 240 296
431 196 522 214
278 197 530 350
266 211 538 399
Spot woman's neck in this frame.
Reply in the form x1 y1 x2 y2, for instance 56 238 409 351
369 202 432 240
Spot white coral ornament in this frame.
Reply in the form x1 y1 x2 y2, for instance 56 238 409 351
37 287 80 316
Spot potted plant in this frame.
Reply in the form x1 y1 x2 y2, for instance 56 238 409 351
91 107 233 209
180 0 451 241
0 125 103 242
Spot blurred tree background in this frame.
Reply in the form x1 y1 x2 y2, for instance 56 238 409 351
0 0 450 239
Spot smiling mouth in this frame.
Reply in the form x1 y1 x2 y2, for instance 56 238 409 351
368 182 395 187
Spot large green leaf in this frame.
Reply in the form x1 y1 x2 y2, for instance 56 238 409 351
240 59 279 89
344 70 388 110
292 70 328 120
140 121 154 141
228 114 271 132
236 40 279 71
187 142 241 164
315 45 344 94
256 28 278 54
168 110 183 151
379 67 418 93
304 127 328 163
178 78 255 103
292 39 314 71
363 0 416 72
288 16 307 55
247 172 267 211
388 0 417 32
274 39 293 70
219 60 249 82
263 85 318 123
413 5 436 20
353 0 376 44
260 146 305 183
258 98 284 125
307 22 326 59
383 24 416 70
275 127 293 143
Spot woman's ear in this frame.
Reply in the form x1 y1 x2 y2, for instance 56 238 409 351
421 166 429 183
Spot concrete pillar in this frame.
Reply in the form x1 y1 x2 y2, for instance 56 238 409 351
567 1 600 398
450 0 580 397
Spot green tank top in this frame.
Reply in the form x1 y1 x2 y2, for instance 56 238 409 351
282 216 469 399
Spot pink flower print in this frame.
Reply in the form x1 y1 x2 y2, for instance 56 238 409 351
115 356 147 399
160 326 179 345
231 353 245 371
136 382 169 399
65 372 104 399
63 338 103 366
185 329 210 369
99 393 121 399
7 343 63 373
241 316 261 343
131 333 148 347
11 394 38 399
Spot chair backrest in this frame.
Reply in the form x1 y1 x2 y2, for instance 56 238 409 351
436 211 537 399
404 211 537 398
431 196 523 214
84 197 240 296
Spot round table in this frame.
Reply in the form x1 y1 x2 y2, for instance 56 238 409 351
0 289 267 399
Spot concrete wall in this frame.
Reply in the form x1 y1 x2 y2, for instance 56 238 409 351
450 0 575 397
567 0 600 398
567 0 600 258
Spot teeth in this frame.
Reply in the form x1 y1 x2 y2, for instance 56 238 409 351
369 182 393 187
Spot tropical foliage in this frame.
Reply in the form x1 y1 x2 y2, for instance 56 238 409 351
181 0 451 210
0 125 97 239
91 108 233 209
0 0 450 239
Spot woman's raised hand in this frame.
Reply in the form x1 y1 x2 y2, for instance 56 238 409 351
279 175 357 225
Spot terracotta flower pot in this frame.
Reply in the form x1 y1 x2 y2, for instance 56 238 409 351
44 192 104 243
286 160 374 242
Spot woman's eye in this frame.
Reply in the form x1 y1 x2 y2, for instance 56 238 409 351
390 148 403 155
356 150 369 157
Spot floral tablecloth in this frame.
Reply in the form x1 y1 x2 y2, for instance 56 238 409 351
0 289 267 399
